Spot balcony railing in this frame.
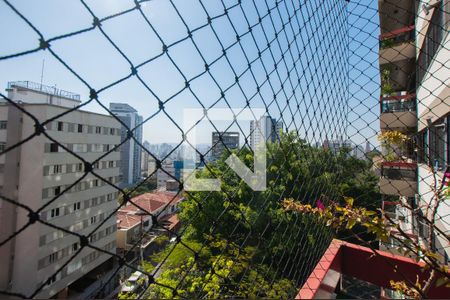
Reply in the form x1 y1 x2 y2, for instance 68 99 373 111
379 25 415 49
380 93 416 113
381 200 399 220
7 80 81 101
381 161 417 180
298 239 449 299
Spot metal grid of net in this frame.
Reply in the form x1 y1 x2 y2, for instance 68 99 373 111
0 0 448 298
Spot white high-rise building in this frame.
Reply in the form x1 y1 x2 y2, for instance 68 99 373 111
0 81 120 298
378 0 449 264
249 116 282 149
415 1 449 264
322 137 352 154
109 103 143 187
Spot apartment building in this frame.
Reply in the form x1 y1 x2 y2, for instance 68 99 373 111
415 0 449 263
322 137 353 154
141 140 151 177
378 0 449 263
249 115 282 149
109 103 143 187
116 191 183 254
378 0 418 249
211 132 239 161
0 81 121 298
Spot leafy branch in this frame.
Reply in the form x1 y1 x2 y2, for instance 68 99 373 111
282 197 450 298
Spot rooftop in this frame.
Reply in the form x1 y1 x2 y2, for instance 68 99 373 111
298 240 449 299
7 81 81 101
117 192 183 229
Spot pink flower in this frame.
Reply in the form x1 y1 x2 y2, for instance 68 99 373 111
316 199 325 211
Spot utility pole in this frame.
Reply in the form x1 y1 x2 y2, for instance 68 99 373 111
40 58 45 88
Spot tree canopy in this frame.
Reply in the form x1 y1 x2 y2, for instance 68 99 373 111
126 132 380 298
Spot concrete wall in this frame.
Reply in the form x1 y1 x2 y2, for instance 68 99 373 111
416 1 450 130
417 164 450 261
6 86 80 108
0 100 120 298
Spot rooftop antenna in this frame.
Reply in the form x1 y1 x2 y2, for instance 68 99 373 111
40 58 45 90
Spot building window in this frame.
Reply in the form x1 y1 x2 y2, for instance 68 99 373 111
417 130 428 164
0 121 7 129
90 233 97 242
109 161 114 168
77 124 83 133
110 128 115 135
95 126 101 134
0 142 5 152
143 220 149 227
57 121 64 131
417 6 444 84
91 198 98 206
73 202 81 211
53 165 62 174
447 115 450 166
92 144 102 152
75 163 83 172
107 193 113 201
54 186 61 196
72 242 79 252
90 216 96 224
50 207 60 218
429 118 447 170
50 143 59 153
73 143 86 153
92 179 99 187
46 274 57 286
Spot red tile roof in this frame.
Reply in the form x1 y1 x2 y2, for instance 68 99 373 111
159 214 180 231
117 192 183 229
117 211 142 229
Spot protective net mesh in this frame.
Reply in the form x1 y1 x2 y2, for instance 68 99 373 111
0 0 448 298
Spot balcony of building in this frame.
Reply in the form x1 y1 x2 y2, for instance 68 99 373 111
297 239 448 299
379 161 417 197
380 60 416 96
125 234 157 252
66 257 118 299
379 25 415 65
378 0 416 34
380 92 416 130
379 199 418 256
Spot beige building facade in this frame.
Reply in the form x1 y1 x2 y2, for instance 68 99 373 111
0 82 121 298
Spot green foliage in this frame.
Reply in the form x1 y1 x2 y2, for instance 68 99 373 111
381 68 394 95
153 235 169 246
380 38 395 49
118 291 137 299
144 132 380 298
151 239 210 268
147 239 297 299
141 260 156 274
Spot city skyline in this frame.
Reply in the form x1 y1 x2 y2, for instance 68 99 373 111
3 0 448 299
0 0 380 147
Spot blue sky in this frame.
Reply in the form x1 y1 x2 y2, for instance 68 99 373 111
0 0 381 146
